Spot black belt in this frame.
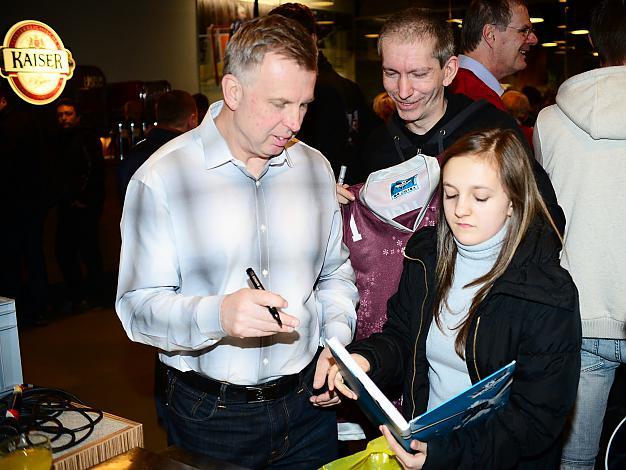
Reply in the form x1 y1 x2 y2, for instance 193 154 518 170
168 357 316 404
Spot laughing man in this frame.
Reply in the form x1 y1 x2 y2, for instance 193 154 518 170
450 0 539 111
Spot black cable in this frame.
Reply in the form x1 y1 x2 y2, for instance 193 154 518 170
0 385 104 453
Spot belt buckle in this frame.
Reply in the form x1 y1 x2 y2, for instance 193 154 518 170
246 383 275 403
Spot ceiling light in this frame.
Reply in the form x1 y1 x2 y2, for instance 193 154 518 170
364 34 380 39
570 29 589 35
592 52 599 57
542 42 558 47
310 1 334 7
316 20 334 25
446 19 463 24
559 0 567 3
557 25 567 29
530 18 544 23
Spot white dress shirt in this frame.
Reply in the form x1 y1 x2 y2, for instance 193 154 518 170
116 101 358 385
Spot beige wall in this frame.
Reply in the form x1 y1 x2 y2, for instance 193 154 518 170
2 0 199 92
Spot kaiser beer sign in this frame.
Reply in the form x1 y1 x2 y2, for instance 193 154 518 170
1 20 75 105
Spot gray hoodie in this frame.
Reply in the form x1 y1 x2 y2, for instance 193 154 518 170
534 65 626 339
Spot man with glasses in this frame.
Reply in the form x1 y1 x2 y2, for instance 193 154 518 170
450 0 538 111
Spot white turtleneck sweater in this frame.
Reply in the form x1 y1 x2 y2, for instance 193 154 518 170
426 223 507 410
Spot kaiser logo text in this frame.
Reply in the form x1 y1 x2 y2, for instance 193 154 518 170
1 20 75 105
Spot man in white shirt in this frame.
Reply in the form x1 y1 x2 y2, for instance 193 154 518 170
116 15 358 469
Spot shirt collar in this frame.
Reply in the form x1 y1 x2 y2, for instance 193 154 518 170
458 54 505 96
196 100 294 171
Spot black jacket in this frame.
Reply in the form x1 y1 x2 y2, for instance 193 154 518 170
358 91 523 176
297 52 381 181
348 220 581 469
54 126 105 212
355 92 565 234
0 104 48 215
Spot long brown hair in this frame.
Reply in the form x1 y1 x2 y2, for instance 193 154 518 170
433 128 559 358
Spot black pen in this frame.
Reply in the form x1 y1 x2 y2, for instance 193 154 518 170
246 267 283 327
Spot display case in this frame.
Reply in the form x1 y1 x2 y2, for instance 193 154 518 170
0 297 23 390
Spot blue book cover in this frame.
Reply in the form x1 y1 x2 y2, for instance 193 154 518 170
326 337 515 453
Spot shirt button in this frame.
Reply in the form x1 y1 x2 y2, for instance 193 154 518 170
262 269 269 277
262 358 269 366
255 180 261 188
260 224 266 232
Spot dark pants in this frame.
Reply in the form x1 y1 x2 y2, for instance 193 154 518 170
0 209 48 325
55 204 103 304
165 359 338 469
154 354 168 426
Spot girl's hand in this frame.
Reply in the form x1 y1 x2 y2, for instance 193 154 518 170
380 425 427 470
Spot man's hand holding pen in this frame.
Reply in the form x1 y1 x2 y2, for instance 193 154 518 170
220 288 299 338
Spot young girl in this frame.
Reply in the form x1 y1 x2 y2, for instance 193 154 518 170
330 128 581 469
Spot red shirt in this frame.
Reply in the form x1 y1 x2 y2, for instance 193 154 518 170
449 68 507 112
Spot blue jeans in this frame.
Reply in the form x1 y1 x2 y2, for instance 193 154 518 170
165 361 338 469
561 338 626 470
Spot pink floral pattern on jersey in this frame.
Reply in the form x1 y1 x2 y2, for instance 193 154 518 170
342 184 439 342
339 184 439 421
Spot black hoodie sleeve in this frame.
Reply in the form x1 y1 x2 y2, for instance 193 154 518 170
531 157 565 235
423 299 582 469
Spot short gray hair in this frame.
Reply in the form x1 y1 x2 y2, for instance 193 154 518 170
224 15 317 81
